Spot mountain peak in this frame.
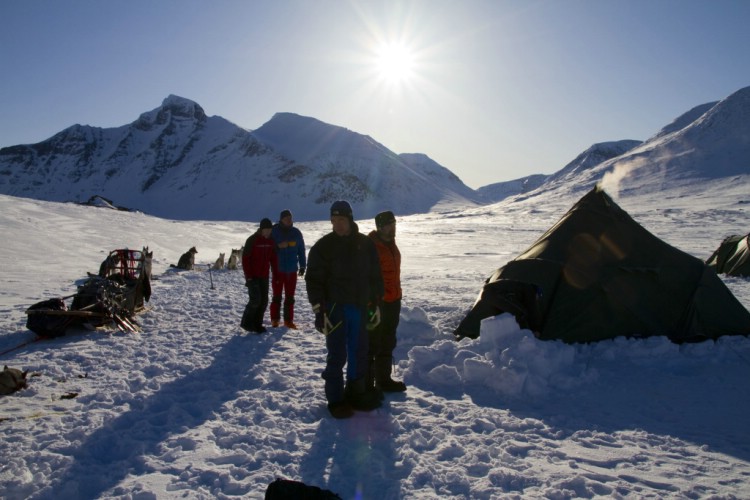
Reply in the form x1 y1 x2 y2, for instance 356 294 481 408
691 85 750 134
553 140 642 179
252 112 390 164
161 95 205 118
653 102 717 139
135 95 206 129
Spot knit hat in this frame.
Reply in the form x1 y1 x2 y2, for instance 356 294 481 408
330 200 353 218
375 210 396 228
279 209 292 220
259 218 273 229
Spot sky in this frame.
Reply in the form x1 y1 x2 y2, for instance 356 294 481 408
1 0 749 189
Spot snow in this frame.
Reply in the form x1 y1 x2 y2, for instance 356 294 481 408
1 187 749 499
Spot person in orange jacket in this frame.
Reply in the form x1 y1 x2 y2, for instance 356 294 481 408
367 210 406 392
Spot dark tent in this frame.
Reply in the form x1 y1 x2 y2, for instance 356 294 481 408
454 187 750 343
706 233 750 277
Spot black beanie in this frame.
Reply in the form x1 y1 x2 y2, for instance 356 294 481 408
279 209 292 220
375 211 396 228
259 218 273 229
330 200 353 218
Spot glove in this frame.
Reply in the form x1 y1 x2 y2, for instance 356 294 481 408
313 303 340 336
314 312 326 333
367 304 381 331
298 267 306 277
313 303 326 334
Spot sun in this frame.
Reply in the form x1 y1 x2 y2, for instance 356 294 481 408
373 41 415 85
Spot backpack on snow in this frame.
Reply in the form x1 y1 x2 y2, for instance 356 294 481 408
25 297 74 338
264 478 342 500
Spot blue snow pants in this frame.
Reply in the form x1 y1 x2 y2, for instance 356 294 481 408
322 303 368 404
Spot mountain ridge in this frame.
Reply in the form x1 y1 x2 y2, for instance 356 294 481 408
1 86 748 220
508 85 750 203
0 96 483 221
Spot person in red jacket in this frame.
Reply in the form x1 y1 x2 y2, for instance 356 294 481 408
367 210 406 392
241 218 278 333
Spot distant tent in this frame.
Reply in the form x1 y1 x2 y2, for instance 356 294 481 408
454 187 750 343
706 233 750 277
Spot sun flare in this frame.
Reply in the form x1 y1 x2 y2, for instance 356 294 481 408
374 41 415 84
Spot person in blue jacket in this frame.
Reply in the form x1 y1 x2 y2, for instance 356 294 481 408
270 209 307 329
305 200 384 419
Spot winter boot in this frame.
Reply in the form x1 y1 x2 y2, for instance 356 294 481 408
375 357 406 392
270 295 282 324
344 378 382 411
327 401 354 419
283 297 295 325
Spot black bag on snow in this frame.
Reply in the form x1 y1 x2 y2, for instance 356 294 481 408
264 478 342 500
26 298 73 338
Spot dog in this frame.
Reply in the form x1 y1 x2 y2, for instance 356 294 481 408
175 246 198 270
0 366 28 395
98 252 121 277
212 253 225 270
142 246 153 280
227 248 241 270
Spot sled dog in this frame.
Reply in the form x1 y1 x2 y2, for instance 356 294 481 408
212 253 225 270
142 246 153 280
175 247 198 270
227 248 241 270
0 366 28 395
98 252 121 277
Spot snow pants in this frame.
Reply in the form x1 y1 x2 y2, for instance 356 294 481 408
241 277 269 330
368 299 401 383
322 303 368 404
271 271 297 322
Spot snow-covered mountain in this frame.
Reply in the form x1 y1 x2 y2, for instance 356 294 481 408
0 96 481 221
251 113 483 215
476 174 548 203
476 138 642 204
512 86 750 203
541 140 643 190
1 86 749 221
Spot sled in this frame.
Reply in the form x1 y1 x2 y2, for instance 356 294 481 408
25 248 151 336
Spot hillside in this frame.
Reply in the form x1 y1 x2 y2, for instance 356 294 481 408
518 86 750 202
1 86 749 220
0 97 481 221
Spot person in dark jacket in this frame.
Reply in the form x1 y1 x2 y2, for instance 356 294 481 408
241 218 278 333
270 209 306 329
368 210 407 392
305 200 384 419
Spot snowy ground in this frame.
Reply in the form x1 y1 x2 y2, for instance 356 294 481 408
1 188 749 499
